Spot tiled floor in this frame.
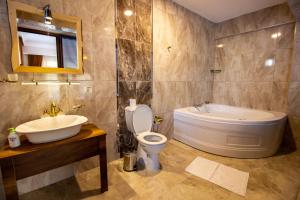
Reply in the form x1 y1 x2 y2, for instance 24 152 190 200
20 140 300 200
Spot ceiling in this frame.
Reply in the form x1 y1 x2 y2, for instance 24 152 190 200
173 0 287 23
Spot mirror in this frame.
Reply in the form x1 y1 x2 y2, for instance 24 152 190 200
8 1 83 74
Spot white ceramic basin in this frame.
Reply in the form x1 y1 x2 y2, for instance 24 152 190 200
16 115 88 144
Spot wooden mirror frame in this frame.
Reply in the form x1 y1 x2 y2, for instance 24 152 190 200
7 0 83 74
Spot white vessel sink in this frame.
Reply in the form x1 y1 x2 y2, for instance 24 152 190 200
16 115 88 144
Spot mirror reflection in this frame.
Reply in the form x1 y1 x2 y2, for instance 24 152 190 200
17 10 78 69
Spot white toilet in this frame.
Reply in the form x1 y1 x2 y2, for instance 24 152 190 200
125 104 167 172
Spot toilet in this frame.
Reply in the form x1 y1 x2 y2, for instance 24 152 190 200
125 104 167 172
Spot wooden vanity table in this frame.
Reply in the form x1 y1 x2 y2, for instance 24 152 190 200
0 124 108 200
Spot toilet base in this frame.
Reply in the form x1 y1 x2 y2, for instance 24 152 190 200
137 144 161 172
146 154 160 171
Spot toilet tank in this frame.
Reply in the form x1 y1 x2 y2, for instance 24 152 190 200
125 105 153 135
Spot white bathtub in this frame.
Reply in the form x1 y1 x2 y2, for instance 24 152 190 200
173 104 287 158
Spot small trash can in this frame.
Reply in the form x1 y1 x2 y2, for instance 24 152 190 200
123 152 137 172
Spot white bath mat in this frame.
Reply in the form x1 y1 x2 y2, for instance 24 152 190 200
185 157 249 196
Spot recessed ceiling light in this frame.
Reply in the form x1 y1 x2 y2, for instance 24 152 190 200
216 44 224 48
265 58 275 67
124 9 133 17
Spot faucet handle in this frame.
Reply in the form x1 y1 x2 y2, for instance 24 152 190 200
72 104 84 110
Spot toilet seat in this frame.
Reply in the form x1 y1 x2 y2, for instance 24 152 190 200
137 132 167 145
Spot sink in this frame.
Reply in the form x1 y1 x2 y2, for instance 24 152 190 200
16 115 88 144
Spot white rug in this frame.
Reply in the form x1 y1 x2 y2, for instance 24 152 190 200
185 157 249 196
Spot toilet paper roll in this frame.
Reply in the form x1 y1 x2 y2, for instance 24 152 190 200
129 99 136 107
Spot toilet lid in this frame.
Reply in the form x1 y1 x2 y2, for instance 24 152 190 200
132 105 153 134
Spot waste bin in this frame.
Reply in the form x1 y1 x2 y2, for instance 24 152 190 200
123 152 137 172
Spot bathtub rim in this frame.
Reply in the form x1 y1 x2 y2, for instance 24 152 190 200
174 104 287 126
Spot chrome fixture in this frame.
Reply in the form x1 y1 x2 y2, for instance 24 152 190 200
193 101 210 111
66 104 85 114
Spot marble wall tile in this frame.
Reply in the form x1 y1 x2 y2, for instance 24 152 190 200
215 3 295 39
0 13 12 77
213 6 295 113
136 0 152 44
212 82 229 105
136 81 152 105
93 37 116 81
95 81 117 125
288 116 300 147
135 42 152 81
153 81 176 114
0 0 7 14
254 50 276 82
117 39 136 81
91 0 115 38
191 81 213 105
291 23 300 82
288 0 300 21
278 23 295 49
274 49 293 81
118 81 136 105
175 82 193 109
288 82 300 116
153 51 175 81
193 55 213 82
17 0 63 13
238 53 256 82
62 0 92 32
153 9 178 53
248 82 273 110
116 0 135 41
271 82 289 112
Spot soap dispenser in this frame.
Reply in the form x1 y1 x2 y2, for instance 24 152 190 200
8 128 21 148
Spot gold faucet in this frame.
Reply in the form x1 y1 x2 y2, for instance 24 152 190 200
44 102 62 117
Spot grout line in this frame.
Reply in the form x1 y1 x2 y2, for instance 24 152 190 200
216 21 295 40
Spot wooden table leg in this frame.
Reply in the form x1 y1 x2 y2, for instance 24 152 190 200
0 158 19 200
99 136 108 193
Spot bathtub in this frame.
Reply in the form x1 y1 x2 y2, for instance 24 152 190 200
173 104 287 158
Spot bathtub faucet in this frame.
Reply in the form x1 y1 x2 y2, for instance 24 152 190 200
194 101 210 108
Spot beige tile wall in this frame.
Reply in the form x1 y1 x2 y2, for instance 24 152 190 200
213 3 295 112
152 0 215 138
0 0 118 196
288 20 300 146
